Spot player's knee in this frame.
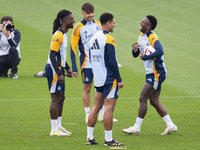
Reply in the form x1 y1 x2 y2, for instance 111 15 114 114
139 95 146 103
58 95 65 104
84 86 92 93
62 95 65 101
149 99 158 107
105 104 115 113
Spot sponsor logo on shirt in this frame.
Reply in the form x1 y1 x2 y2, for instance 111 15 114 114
147 78 152 82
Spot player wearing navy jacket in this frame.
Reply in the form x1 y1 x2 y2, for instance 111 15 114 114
86 13 124 146
123 15 177 135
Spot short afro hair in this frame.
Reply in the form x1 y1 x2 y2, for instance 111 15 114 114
146 15 157 30
100 13 114 25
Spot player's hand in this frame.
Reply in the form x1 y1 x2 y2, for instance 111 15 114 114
133 44 142 52
140 50 145 59
72 71 78 77
58 75 64 84
118 81 124 89
66 69 73 78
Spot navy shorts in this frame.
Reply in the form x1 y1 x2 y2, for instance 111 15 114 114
81 68 93 83
145 73 166 91
95 79 118 99
45 64 65 93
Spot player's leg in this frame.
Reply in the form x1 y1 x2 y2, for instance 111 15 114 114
103 82 124 146
49 93 69 136
103 98 116 131
98 103 118 122
45 64 69 136
50 93 59 133
149 90 167 117
81 68 93 123
86 91 104 145
83 82 92 122
88 91 104 127
138 82 155 118
149 91 177 135
103 98 123 146
123 82 155 135
58 91 65 118
57 91 72 135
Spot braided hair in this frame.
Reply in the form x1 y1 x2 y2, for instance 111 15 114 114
52 9 72 34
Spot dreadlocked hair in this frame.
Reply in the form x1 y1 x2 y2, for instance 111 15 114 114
52 9 72 34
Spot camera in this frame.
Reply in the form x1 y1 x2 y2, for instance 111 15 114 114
3 23 13 31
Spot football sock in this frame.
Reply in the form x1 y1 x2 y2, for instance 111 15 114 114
57 116 62 129
134 117 143 130
85 107 90 118
105 130 112 142
162 114 175 127
99 105 105 118
87 126 94 140
51 119 58 133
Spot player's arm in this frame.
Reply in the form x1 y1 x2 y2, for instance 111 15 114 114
142 40 163 60
50 50 62 76
70 23 81 73
50 34 64 83
50 50 64 84
106 44 122 83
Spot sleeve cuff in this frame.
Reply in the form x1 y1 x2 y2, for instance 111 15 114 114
7 35 12 40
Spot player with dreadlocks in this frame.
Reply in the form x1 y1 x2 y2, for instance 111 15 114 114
45 9 75 136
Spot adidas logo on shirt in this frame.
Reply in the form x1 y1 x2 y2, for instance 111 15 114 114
83 30 88 34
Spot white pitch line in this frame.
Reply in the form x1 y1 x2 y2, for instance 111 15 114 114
0 95 200 101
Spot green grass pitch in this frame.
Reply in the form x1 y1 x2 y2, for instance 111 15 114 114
0 0 200 149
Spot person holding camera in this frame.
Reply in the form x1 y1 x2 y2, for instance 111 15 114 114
0 16 21 78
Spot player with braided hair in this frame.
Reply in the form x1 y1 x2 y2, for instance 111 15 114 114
45 9 75 136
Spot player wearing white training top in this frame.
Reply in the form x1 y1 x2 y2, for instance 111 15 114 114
123 15 177 136
70 3 117 123
86 13 124 146
45 9 75 136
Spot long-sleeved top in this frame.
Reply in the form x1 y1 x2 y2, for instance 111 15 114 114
70 19 101 72
0 29 21 58
132 31 167 80
89 30 122 87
